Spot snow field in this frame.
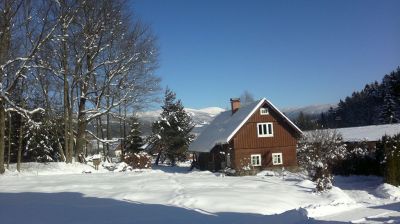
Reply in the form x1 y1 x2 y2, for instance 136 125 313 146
1 162 400 223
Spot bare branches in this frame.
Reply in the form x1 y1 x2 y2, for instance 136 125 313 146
86 129 119 144
0 0 160 168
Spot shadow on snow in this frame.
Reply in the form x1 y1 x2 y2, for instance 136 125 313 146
151 164 192 174
0 192 323 224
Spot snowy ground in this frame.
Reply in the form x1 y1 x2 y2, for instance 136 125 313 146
0 163 399 224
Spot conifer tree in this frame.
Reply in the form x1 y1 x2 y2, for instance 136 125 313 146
150 88 194 166
380 92 398 124
24 116 63 162
124 116 144 155
321 67 400 128
295 112 318 131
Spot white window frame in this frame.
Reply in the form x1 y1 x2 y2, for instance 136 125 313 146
251 154 262 166
257 122 273 137
260 107 269 115
272 153 283 165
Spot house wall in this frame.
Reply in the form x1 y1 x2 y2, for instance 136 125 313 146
231 102 299 170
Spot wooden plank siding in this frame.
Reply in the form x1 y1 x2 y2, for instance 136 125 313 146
230 102 299 169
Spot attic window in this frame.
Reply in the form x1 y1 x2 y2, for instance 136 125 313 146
257 122 273 137
260 108 269 115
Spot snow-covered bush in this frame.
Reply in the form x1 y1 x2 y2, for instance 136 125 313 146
375 183 400 200
377 134 400 186
124 152 152 169
298 129 347 191
332 141 381 176
236 157 258 176
24 117 63 162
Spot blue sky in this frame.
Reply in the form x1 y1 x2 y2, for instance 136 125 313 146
131 0 400 109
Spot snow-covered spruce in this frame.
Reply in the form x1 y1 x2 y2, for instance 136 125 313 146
148 88 194 166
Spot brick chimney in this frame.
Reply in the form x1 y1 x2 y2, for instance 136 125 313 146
230 98 241 114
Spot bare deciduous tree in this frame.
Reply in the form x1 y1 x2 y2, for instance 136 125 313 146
0 0 59 173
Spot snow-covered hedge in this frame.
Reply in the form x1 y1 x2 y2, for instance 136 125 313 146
332 141 381 176
377 134 400 186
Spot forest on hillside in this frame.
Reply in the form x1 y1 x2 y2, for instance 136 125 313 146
295 67 400 130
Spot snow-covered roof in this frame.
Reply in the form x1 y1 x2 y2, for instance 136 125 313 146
331 123 400 142
189 98 302 152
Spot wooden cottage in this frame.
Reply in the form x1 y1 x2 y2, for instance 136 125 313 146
189 98 302 173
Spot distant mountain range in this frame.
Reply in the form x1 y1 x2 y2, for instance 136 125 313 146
137 107 225 136
281 104 336 120
90 104 335 138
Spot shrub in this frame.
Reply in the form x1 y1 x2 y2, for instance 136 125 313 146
124 152 152 169
298 129 347 191
332 141 382 176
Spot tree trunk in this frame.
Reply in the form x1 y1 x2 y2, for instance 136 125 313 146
123 104 127 157
75 51 92 162
17 118 23 172
155 152 161 166
60 0 71 163
106 86 110 158
75 81 88 162
99 116 106 161
63 61 70 163
0 0 11 175
68 105 74 162
96 117 100 154
63 74 70 162
75 110 87 162
0 101 5 174
106 112 110 156
57 140 66 162
7 112 11 169
119 105 123 158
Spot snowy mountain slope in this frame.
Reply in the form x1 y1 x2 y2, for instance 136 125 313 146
137 107 225 135
86 107 225 138
281 104 336 120
138 107 224 125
